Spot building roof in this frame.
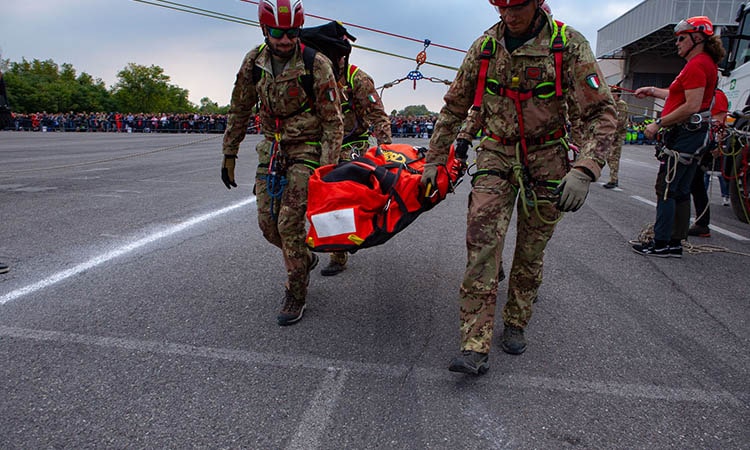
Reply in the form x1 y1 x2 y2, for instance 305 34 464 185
596 0 743 59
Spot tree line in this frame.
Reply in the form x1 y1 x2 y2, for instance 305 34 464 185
2 57 435 117
1 58 227 115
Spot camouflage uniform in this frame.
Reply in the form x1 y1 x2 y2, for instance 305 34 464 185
605 98 629 184
223 43 343 303
428 13 617 354
328 63 392 267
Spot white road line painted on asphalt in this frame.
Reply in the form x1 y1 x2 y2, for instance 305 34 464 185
631 195 749 241
0 325 741 407
631 195 657 207
622 158 657 169
287 368 348 450
0 197 256 305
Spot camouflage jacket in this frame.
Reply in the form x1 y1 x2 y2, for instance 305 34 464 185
428 12 617 179
223 43 343 165
340 64 392 145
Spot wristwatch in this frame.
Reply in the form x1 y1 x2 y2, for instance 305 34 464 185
656 118 662 126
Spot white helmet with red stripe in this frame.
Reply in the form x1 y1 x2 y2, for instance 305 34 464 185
258 0 305 29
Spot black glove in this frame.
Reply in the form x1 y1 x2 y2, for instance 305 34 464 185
221 155 238 189
453 138 472 179
0 106 12 129
454 138 471 161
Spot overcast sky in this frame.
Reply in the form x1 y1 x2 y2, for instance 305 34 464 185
0 0 642 113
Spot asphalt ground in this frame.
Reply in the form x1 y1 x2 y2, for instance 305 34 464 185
0 132 748 449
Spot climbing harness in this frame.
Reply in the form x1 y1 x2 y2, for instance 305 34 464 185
467 142 564 225
467 20 573 223
266 127 288 222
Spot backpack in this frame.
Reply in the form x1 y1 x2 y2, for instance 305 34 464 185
306 144 461 253
299 21 353 80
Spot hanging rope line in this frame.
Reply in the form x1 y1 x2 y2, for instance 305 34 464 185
131 0 460 72
237 0 466 54
133 0 259 26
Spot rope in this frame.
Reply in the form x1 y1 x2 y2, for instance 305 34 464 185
682 241 750 257
721 126 750 221
510 142 562 225
133 0 460 73
376 40 455 96
0 134 221 175
237 0 467 54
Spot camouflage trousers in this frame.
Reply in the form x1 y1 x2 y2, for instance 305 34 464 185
329 139 371 266
606 142 622 183
255 150 317 302
459 145 565 354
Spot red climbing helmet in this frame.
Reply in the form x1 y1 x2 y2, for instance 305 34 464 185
489 0 536 7
674 16 714 36
258 0 305 29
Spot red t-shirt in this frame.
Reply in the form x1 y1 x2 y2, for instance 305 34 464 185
662 52 718 117
711 88 728 118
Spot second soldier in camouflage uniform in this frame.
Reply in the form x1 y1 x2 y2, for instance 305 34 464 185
603 87 629 188
221 0 343 326
320 24 393 276
422 0 617 375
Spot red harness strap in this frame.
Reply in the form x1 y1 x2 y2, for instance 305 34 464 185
472 37 496 111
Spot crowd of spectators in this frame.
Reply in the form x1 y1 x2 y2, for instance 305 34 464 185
3 111 440 139
389 115 436 138
1 112 250 134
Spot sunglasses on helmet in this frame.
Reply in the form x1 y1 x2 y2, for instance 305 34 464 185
267 26 301 39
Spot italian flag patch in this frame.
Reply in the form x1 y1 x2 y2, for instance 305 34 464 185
367 94 377 103
585 74 601 89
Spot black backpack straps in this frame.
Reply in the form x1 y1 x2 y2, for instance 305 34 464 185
300 44 317 106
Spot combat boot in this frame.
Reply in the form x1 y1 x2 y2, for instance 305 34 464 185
603 181 618 189
321 252 346 276
277 289 306 326
448 350 489 375
500 325 527 355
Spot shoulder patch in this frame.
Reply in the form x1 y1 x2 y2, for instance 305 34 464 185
585 74 601 89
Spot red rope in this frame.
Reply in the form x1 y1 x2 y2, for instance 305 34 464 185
239 0 466 53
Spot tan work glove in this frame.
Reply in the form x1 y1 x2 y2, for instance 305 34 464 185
556 168 591 212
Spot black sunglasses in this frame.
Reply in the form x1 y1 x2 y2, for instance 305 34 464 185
677 35 687 42
267 27 301 39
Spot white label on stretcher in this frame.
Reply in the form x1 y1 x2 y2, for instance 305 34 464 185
311 208 357 238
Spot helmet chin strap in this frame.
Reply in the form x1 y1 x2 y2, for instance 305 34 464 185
684 34 703 57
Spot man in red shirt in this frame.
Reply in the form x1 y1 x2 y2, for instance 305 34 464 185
632 16 725 257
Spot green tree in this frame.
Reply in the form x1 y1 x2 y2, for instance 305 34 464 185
3 58 112 113
399 104 434 116
111 63 194 113
198 96 228 114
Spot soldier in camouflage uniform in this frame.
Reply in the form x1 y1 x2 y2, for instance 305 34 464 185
603 87 630 188
319 25 393 276
221 0 343 326
422 0 617 375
